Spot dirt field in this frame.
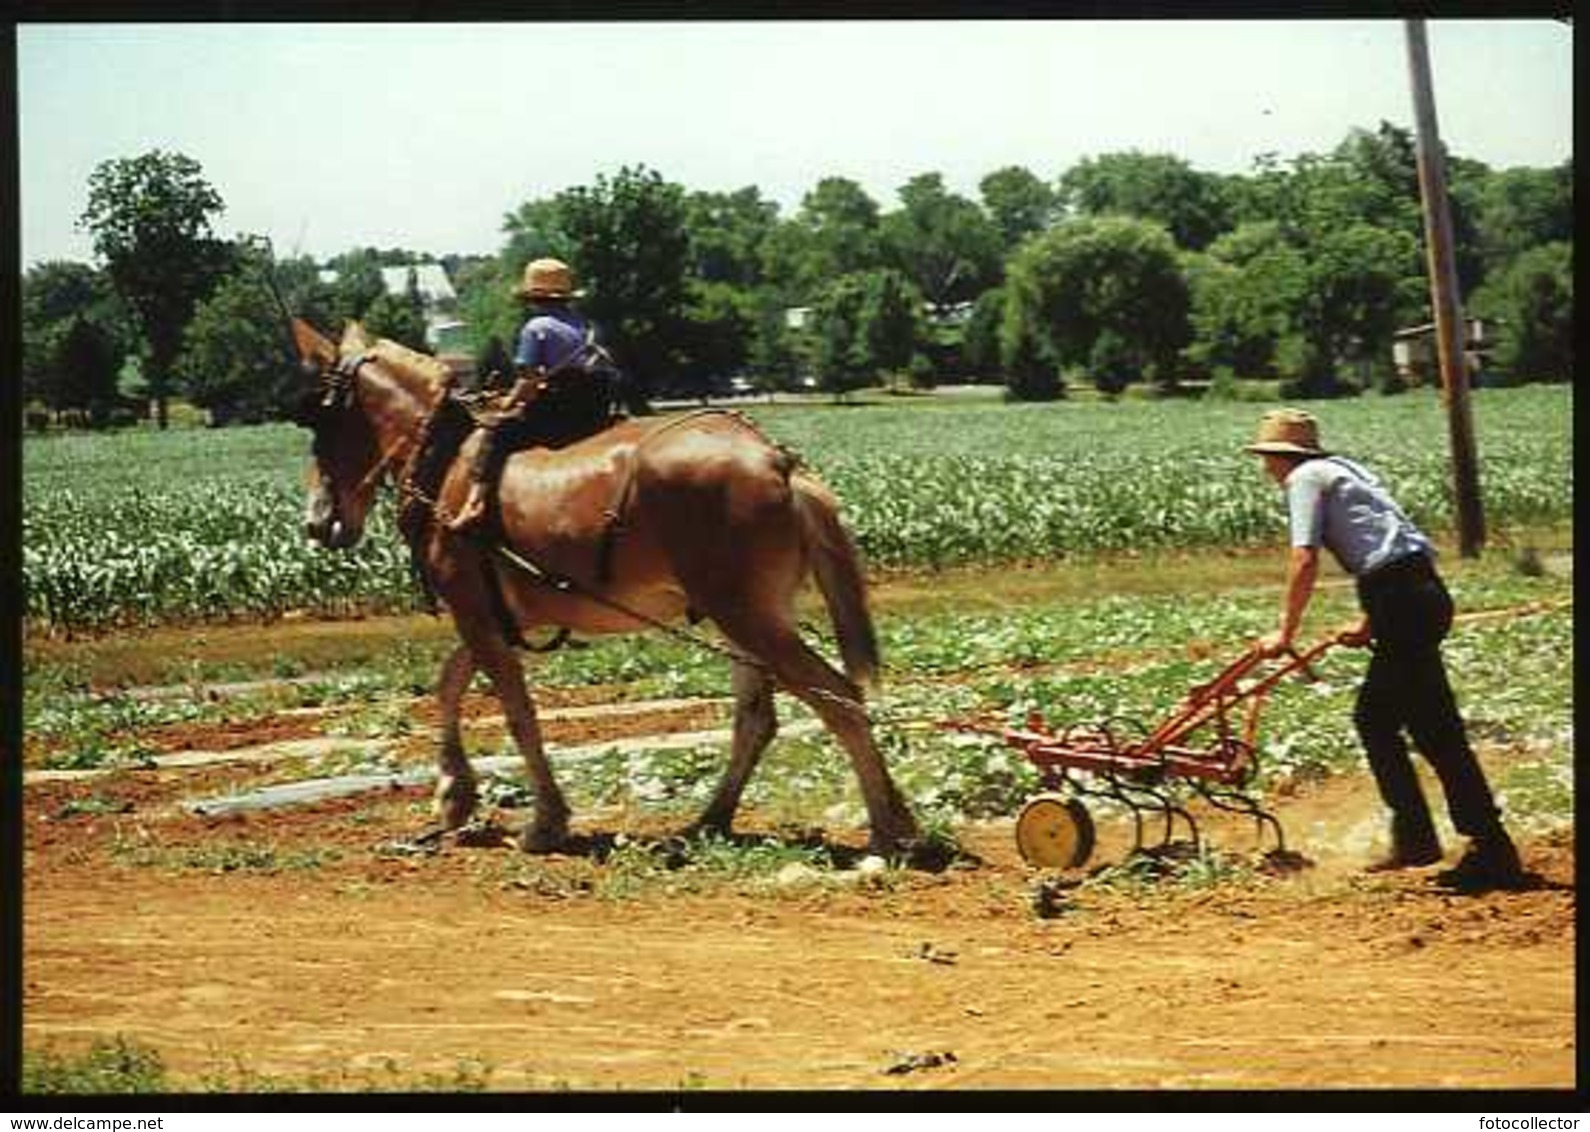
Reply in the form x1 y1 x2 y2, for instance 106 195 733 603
21 692 1577 1093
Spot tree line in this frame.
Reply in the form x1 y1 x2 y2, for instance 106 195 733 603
20 125 1574 429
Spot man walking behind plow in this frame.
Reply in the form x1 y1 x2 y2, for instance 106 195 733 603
1245 408 1526 892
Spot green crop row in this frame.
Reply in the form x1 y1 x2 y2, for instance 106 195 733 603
21 385 1572 631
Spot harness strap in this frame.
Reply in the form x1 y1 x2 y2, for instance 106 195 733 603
479 542 538 651
595 446 639 587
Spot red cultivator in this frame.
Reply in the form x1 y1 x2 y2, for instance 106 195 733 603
947 639 1338 870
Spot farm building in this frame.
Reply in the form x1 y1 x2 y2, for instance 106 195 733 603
379 263 457 307
1392 317 1493 386
375 263 470 353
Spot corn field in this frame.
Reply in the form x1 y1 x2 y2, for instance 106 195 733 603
22 385 1572 632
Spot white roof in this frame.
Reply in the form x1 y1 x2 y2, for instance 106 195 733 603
380 263 457 304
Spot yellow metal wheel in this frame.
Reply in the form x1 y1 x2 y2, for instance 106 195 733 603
1015 794 1095 869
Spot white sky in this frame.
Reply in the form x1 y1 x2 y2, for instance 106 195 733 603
16 19 1574 269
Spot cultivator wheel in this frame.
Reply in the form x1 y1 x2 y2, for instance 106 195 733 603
1014 793 1095 869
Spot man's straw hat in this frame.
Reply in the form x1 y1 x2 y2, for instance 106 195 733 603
1243 408 1328 456
515 257 582 300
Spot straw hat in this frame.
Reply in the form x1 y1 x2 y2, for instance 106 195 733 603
515 257 582 300
1243 408 1328 456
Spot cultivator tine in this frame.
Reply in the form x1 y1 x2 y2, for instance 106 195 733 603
1193 782 1287 855
1095 773 1146 854
1165 794 1201 852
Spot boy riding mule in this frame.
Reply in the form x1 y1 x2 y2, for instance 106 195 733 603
449 257 621 533
289 318 919 855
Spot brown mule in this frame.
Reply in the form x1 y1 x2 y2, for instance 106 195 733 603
290 319 919 855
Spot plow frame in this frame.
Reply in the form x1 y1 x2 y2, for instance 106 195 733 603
954 638 1339 868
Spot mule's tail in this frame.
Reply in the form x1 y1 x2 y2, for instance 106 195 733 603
791 471 880 688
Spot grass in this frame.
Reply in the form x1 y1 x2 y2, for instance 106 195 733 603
23 1035 495 1094
23 1036 167 1095
108 839 341 874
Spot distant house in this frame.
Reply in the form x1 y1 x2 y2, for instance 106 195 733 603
379 264 458 308
375 263 468 352
1392 318 1492 386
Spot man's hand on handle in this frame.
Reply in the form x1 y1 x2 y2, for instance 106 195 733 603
1334 618 1373 649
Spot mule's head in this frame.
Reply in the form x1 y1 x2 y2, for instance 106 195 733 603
289 319 383 550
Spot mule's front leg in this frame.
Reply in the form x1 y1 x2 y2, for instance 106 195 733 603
466 631 570 853
434 645 480 830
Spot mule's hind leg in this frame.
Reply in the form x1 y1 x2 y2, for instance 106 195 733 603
715 621 918 854
434 644 480 830
688 660 778 838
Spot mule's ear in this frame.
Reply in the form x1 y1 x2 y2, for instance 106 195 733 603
340 320 374 354
292 318 338 368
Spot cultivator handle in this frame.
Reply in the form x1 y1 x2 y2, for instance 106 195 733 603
1280 643 1327 684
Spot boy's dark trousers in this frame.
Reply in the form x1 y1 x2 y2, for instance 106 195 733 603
1352 552 1506 848
466 375 616 504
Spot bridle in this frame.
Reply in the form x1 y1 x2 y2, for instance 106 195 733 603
301 350 451 515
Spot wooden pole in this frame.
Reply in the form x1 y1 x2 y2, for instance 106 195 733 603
1405 19 1485 557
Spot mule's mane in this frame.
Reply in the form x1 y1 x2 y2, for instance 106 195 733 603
369 338 451 389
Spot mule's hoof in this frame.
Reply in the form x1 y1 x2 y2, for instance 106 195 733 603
869 820 920 856
682 817 733 843
519 824 568 854
434 778 479 831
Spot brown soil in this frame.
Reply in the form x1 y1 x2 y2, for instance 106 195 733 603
22 724 1577 1093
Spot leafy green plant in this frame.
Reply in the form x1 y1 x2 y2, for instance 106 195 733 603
24 1036 168 1094
111 840 340 873
22 387 1571 630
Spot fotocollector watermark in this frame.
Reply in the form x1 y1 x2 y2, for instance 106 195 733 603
1478 1121 1580 1130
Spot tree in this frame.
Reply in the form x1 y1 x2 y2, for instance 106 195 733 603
1471 241 1573 383
1471 161 1574 281
1287 222 1413 396
684 186 779 288
962 287 1006 378
501 198 578 278
1058 151 1233 251
174 261 302 426
675 280 757 399
747 292 805 393
1087 328 1137 397
810 274 872 400
553 165 693 407
1333 122 1485 294
54 315 124 424
1000 316 1063 402
1185 222 1307 380
1186 216 1411 396
454 256 521 361
78 150 231 428
1003 216 1191 390
881 173 1002 311
21 261 129 410
979 165 1058 252
859 269 924 383
762 177 885 303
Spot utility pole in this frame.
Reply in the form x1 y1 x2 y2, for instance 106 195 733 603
1405 19 1486 557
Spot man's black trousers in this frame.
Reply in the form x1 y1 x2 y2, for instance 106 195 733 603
1352 553 1505 843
